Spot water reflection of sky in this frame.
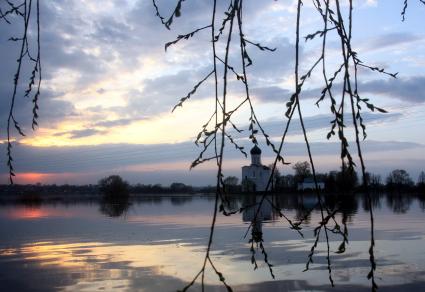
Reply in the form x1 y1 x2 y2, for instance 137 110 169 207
0 194 425 291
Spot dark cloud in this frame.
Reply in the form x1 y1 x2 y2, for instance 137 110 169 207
280 140 423 156
0 1 97 139
91 18 133 44
93 118 134 128
251 86 291 102
54 128 105 139
251 84 329 103
0 87 77 140
249 38 295 77
0 0 424 186
1 139 422 177
35 2 110 85
361 32 423 51
361 76 425 103
253 112 403 138
231 37 295 85
0 0 298 134
120 67 213 118
252 76 425 104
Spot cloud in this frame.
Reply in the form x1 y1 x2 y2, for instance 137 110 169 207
252 76 425 104
1 139 422 176
360 32 423 52
0 87 77 140
1 0 424 186
93 118 134 128
251 86 291 102
120 67 214 118
54 129 106 139
253 112 403 137
241 37 295 83
361 76 425 103
2 0 286 141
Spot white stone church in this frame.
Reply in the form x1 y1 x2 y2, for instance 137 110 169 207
241 145 271 192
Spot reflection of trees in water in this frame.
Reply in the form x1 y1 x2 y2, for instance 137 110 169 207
334 194 358 221
98 175 131 217
92 190 418 290
19 191 43 207
220 193 376 284
293 206 313 225
141 196 163 205
219 195 241 216
4 0 424 289
418 195 425 211
386 193 413 214
170 196 193 206
362 192 383 212
99 196 131 218
285 194 315 224
9 191 422 291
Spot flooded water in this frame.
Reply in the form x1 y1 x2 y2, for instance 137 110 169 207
0 193 424 291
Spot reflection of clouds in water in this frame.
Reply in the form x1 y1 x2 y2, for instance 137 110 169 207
0 240 264 289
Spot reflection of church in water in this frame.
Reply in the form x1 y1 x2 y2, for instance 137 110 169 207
242 195 277 242
242 145 271 192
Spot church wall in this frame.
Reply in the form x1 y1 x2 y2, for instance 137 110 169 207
242 165 271 192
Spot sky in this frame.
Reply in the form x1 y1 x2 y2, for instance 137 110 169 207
0 0 425 186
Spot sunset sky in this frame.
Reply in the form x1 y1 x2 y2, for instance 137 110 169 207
1 0 425 185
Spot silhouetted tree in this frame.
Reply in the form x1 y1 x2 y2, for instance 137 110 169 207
223 176 238 186
98 175 130 217
386 169 414 191
280 174 295 191
268 164 282 191
292 161 312 184
417 171 425 193
223 176 240 193
336 163 358 193
170 182 193 193
366 172 382 188
5 1 422 291
98 175 129 198
324 171 338 193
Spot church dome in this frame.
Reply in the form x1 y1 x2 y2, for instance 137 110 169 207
250 145 262 155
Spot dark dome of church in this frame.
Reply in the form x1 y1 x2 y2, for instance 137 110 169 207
250 145 261 155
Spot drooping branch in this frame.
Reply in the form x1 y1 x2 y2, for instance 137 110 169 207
149 0 416 290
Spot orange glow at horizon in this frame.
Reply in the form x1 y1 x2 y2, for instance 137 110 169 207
1 172 90 185
7 208 50 220
18 172 53 184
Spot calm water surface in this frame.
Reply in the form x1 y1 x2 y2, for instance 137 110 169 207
0 193 424 291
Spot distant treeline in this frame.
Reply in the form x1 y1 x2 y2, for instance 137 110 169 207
0 181 215 197
224 164 425 194
0 167 424 198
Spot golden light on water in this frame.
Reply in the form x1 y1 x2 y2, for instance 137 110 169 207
0 240 250 288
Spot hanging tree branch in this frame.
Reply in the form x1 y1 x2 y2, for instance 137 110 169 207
3 0 42 184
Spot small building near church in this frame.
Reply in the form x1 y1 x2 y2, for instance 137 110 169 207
242 145 271 192
297 177 325 191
